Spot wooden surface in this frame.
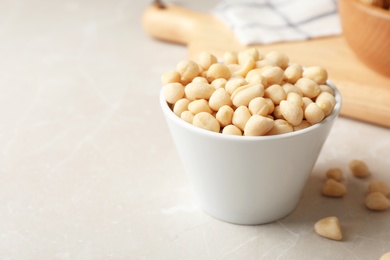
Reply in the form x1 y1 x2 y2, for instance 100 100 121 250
339 0 390 77
142 3 390 128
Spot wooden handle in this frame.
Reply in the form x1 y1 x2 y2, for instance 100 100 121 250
142 3 205 45
142 3 242 54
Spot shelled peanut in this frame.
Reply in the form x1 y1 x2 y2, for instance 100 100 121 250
349 159 370 178
381 251 390 260
365 180 390 211
321 167 347 198
314 216 343 241
162 49 337 136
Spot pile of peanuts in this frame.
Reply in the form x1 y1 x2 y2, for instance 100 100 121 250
354 158 390 211
315 159 390 243
321 159 390 211
162 49 337 136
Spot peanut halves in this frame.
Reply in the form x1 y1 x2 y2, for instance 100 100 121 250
162 50 337 136
314 216 343 241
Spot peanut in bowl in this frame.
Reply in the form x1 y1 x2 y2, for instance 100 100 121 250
159 51 342 224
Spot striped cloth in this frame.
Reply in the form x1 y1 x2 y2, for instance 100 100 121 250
213 0 341 45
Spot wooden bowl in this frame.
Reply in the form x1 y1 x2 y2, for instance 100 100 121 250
338 0 390 77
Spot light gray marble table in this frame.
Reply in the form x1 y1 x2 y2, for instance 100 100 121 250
0 0 389 259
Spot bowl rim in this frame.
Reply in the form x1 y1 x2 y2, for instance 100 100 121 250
160 80 342 141
347 0 390 19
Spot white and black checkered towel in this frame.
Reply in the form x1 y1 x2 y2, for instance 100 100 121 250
213 0 341 45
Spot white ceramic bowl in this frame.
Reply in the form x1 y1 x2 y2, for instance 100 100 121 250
160 82 342 225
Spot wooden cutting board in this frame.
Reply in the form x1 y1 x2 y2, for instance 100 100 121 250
143 3 390 128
